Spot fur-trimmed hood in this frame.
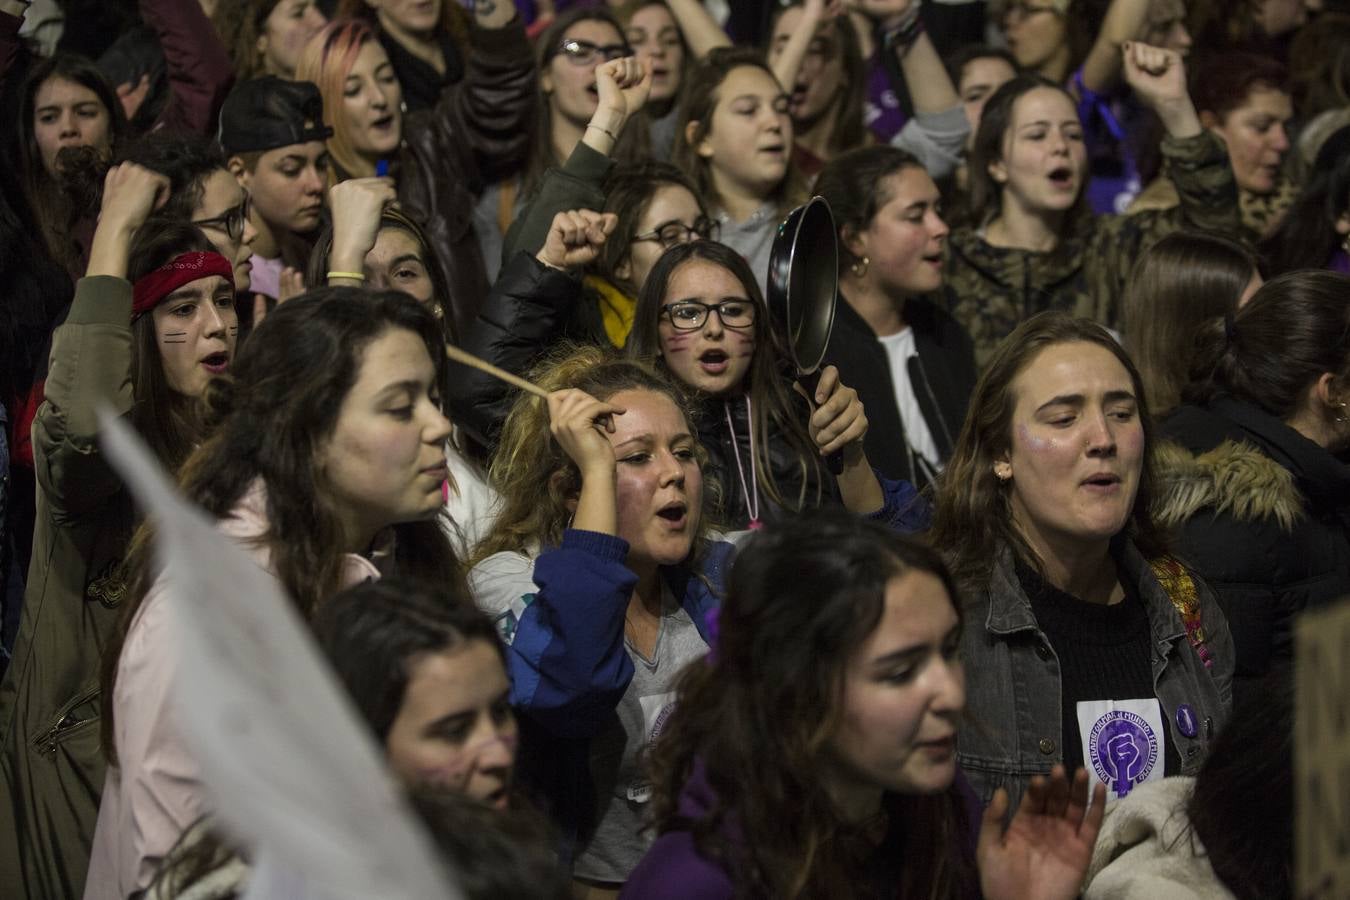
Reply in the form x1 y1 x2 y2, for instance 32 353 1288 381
1152 439 1304 531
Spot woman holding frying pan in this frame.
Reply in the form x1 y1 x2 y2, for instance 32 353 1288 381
625 239 924 531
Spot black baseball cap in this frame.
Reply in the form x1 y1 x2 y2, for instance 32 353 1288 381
218 77 333 156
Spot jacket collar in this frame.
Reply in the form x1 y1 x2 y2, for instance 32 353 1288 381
983 540 1186 648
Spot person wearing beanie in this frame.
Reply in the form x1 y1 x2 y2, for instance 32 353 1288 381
218 76 333 314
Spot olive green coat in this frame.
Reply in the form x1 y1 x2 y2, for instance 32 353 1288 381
0 276 136 899
946 131 1240 367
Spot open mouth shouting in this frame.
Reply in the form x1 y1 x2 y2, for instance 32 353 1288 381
200 352 229 375
1047 165 1075 191
698 348 729 375
655 500 689 529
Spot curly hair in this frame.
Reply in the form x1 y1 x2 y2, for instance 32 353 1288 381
468 343 714 566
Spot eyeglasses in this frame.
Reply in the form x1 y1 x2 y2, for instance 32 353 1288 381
1004 2 1061 23
192 194 251 243
632 217 720 249
661 299 756 331
554 38 632 66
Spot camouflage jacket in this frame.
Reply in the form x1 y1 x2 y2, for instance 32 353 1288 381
945 131 1239 367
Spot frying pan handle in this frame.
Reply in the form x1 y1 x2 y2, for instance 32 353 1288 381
798 369 845 476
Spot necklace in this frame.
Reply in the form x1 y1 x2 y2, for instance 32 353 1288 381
723 396 762 529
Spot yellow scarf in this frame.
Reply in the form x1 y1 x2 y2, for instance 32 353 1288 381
586 275 637 349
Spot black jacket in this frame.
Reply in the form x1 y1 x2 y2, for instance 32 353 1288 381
822 292 977 491
447 252 594 453
1156 395 1350 702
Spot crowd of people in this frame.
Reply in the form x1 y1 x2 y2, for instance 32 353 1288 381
0 0 1346 897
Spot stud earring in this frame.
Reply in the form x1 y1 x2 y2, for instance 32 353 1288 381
993 461 1012 482
850 256 869 278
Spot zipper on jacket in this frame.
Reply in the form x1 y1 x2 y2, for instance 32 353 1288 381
33 683 101 756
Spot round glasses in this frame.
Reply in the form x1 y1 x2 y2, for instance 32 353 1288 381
633 217 720 250
192 194 251 244
660 299 756 331
554 38 632 67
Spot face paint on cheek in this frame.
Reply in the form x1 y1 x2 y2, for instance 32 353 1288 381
162 331 188 344
662 331 694 355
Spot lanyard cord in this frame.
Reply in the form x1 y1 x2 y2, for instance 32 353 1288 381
723 396 762 529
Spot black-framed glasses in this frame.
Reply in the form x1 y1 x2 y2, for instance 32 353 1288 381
633 217 720 249
554 38 632 66
192 194 251 243
661 299 756 331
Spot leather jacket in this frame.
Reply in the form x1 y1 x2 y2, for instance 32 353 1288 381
398 18 536 340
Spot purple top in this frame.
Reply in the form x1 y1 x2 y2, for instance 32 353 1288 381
864 55 909 144
1330 250 1350 274
1075 69 1142 215
621 760 985 899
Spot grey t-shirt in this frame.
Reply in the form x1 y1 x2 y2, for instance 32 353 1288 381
575 582 708 882
716 202 777 299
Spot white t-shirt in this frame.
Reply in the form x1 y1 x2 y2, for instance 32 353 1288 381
876 328 942 473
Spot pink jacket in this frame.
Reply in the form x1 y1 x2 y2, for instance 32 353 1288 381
83 481 379 900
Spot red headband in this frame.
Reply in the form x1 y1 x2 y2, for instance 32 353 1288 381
131 251 235 319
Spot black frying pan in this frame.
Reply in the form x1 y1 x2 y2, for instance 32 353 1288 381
766 195 842 474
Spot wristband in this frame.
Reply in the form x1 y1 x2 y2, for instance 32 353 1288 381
327 271 366 282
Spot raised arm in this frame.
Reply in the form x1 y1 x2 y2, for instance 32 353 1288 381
1078 0 1152 96
138 0 234 135
36 164 169 517
664 0 731 59
0 1 27 93
501 58 647 260
769 0 836 93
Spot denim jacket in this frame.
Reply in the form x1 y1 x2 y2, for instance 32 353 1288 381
956 540 1234 811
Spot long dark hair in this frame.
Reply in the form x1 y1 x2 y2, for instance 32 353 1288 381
104 288 462 759
1259 126 1350 275
126 220 227 473
312 577 501 745
1123 231 1260 416
524 8 650 198
1187 671 1293 900
1184 270 1350 420
967 74 1089 233
767 2 869 158
673 46 808 219
18 53 127 269
645 511 975 899
625 240 824 514
930 313 1168 586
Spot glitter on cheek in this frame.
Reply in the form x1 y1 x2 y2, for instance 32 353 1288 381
1016 423 1054 453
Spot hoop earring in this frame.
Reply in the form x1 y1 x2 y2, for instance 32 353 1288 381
1336 402 1347 424
850 256 869 278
